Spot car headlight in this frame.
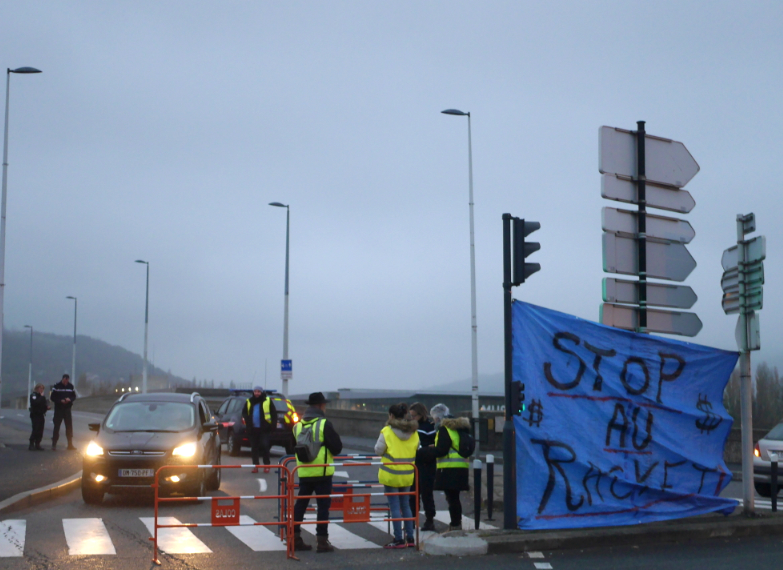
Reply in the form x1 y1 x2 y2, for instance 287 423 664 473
292 412 299 423
172 442 197 457
85 441 104 457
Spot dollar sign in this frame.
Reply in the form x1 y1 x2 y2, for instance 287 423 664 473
525 399 544 427
695 393 722 434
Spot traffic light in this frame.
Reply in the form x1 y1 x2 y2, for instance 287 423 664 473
510 380 525 416
513 218 541 285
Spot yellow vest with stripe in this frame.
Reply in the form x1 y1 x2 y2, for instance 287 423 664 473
246 398 273 424
435 427 469 469
293 418 334 478
378 426 419 487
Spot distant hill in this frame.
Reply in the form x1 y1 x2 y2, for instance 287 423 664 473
427 372 505 395
1 329 190 400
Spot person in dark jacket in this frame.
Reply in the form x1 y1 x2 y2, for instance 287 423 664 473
291 392 343 553
429 403 470 531
50 374 77 451
408 401 437 531
241 386 278 473
29 383 50 451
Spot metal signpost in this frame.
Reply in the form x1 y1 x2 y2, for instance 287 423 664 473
722 213 766 514
599 123 702 337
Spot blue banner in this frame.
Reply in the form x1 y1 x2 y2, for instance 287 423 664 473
513 301 739 529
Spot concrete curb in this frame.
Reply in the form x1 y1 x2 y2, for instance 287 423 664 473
422 532 488 556
0 471 82 516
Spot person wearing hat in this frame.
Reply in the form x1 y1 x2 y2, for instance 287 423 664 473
291 392 342 553
241 386 277 473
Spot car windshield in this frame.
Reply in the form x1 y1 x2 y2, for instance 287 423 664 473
765 424 783 441
105 402 195 432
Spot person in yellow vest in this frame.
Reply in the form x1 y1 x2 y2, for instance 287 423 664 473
241 387 277 473
292 392 342 553
374 402 419 548
430 403 470 531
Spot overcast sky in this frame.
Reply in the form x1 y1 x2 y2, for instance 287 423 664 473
1 1 781 395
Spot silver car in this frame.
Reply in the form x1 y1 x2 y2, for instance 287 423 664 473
753 423 783 497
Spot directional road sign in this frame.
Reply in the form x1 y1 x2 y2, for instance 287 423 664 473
603 233 697 282
722 236 767 271
722 288 763 314
721 262 764 292
601 174 696 214
600 303 703 337
599 126 700 188
280 359 292 380
736 311 760 351
603 278 697 309
602 207 695 244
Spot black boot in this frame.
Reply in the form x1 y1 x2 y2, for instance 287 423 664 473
316 535 335 553
28 441 35 451
422 518 436 531
293 533 312 551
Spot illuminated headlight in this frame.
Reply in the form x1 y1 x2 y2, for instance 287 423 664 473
85 441 104 457
170 475 180 483
172 442 197 457
292 413 300 423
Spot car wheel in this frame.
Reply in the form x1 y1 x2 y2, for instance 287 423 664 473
187 473 207 500
81 478 104 505
227 430 240 457
207 448 221 491
755 482 773 497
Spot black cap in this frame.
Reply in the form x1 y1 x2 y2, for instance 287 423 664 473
305 392 330 405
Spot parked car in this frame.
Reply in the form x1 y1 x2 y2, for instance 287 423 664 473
81 392 221 504
753 422 783 497
214 389 299 456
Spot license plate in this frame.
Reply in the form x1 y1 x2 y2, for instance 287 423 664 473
118 469 155 477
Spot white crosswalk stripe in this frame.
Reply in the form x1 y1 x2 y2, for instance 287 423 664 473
226 515 287 551
0 520 25 557
433 511 498 530
302 514 379 549
63 518 116 555
140 517 212 554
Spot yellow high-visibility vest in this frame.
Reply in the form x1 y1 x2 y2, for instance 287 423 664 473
378 426 419 487
246 398 273 424
435 427 469 469
293 418 334 478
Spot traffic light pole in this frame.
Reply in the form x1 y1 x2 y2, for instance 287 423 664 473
502 213 516 530
635 120 648 333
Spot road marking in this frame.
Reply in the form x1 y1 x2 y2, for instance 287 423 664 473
0 520 25 557
528 551 545 558
333 471 350 478
140 517 212 554
534 564 553 570
258 479 268 493
301 517 379 549
226 515 286 551
367 520 392 534
63 518 116 555
433 511 498 530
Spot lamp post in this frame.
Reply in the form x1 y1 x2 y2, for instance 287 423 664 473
269 202 290 396
66 297 77 387
23 324 32 397
0 66 41 410
135 260 149 394
442 108 480 455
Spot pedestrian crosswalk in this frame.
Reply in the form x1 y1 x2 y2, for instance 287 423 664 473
1 511 477 557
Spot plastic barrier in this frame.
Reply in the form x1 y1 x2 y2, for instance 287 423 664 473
149 463 291 565
286 461 419 560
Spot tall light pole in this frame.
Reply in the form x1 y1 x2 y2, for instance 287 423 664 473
66 297 77 387
23 324 32 397
135 260 149 394
0 66 41 410
442 108 480 454
269 202 290 396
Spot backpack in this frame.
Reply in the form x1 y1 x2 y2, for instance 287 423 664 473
453 427 476 458
295 418 323 462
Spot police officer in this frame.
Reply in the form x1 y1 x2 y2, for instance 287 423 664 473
29 383 49 451
51 374 77 451
241 386 277 473
429 403 470 531
291 392 342 553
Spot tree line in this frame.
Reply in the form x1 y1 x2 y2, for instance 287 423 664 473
723 362 782 430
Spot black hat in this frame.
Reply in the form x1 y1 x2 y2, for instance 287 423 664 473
305 392 330 405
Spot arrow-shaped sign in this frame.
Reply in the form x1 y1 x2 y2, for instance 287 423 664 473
603 233 697 282
721 263 764 292
600 303 703 337
602 207 695 244
722 289 763 314
601 174 696 214
599 126 700 188
722 236 766 271
603 278 697 309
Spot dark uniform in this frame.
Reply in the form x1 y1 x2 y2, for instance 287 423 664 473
241 392 278 467
29 391 48 450
51 378 77 450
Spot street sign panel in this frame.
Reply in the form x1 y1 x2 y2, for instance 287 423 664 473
600 303 703 337
721 236 767 271
722 288 762 314
280 359 292 380
721 262 764 292
602 207 695 243
601 174 696 213
602 233 697 282
599 126 700 188
603 278 697 309
735 311 760 351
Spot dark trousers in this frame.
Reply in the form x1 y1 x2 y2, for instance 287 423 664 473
444 489 462 527
293 478 332 537
409 464 436 520
52 407 73 446
249 428 271 465
30 414 45 445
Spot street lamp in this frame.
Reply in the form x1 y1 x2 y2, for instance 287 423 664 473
135 260 149 394
441 108 480 454
23 324 32 398
269 202 290 396
0 66 41 410
66 296 77 387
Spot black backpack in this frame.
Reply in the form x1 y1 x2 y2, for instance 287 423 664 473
453 427 475 458
295 418 323 463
